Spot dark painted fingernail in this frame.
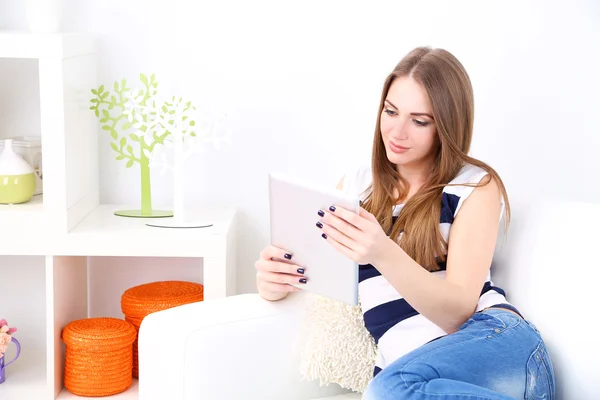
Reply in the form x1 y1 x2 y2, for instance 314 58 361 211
284 253 292 260
316 222 323 229
297 268 305 274
299 278 307 284
321 233 327 239
329 206 336 212
317 210 325 217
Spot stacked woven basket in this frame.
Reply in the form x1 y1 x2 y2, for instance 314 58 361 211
61 280 204 397
121 280 204 377
62 318 137 397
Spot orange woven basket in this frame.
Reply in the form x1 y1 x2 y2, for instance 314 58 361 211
62 317 137 397
121 280 204 377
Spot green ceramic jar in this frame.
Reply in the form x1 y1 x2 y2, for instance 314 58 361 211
0 139 36 204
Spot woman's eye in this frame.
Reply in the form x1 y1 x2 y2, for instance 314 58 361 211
413 119 428 127
384 108 396 116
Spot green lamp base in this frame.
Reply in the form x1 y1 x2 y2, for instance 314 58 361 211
114 209 173 218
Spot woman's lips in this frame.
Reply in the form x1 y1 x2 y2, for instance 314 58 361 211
390 141 410 154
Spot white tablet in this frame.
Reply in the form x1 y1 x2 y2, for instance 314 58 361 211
268 172 360 306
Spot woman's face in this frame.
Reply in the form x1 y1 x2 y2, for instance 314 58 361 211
380 77 438 170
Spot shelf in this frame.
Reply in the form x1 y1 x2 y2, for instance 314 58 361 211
57 379 139 399
0 203 238 258
0 31 99 243
0 225 237 400
0 31 96 59
0 30 240 400
61 204 237 258
0 363 48 400
0 195 49 255
0 192 43 211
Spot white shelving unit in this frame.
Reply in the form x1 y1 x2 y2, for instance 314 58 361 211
0 32 238 400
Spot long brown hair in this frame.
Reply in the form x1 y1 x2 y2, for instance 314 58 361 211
362 46 510 271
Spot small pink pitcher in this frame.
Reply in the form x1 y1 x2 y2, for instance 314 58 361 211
0 337 21 384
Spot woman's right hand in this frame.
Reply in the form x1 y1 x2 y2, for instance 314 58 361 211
255 245 307 301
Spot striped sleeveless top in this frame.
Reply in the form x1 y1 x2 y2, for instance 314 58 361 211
339 163 510 376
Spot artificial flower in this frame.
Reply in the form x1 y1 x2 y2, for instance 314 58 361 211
0 332 11 357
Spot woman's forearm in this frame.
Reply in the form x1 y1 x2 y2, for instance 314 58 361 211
373 239 476 334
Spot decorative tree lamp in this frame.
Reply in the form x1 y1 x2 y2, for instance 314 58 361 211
89 73 173 218
142 96 230 229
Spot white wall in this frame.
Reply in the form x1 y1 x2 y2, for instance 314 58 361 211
1 0 599 293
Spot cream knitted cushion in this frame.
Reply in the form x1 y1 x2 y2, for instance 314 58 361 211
298 293 377 393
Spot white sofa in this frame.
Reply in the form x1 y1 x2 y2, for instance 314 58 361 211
137 200 600 399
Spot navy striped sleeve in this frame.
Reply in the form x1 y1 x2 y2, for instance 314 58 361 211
440 192 460 224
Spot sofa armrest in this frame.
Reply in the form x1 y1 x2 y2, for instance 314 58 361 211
138 291 350 400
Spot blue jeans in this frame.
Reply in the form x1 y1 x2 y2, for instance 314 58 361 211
363 308 555 399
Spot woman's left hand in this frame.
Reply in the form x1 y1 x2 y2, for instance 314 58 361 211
317 205 393 266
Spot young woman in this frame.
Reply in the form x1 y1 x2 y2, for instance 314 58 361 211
255 47 555 399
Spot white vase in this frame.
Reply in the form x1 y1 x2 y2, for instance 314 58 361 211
0 139 36 204
24 0 65 33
